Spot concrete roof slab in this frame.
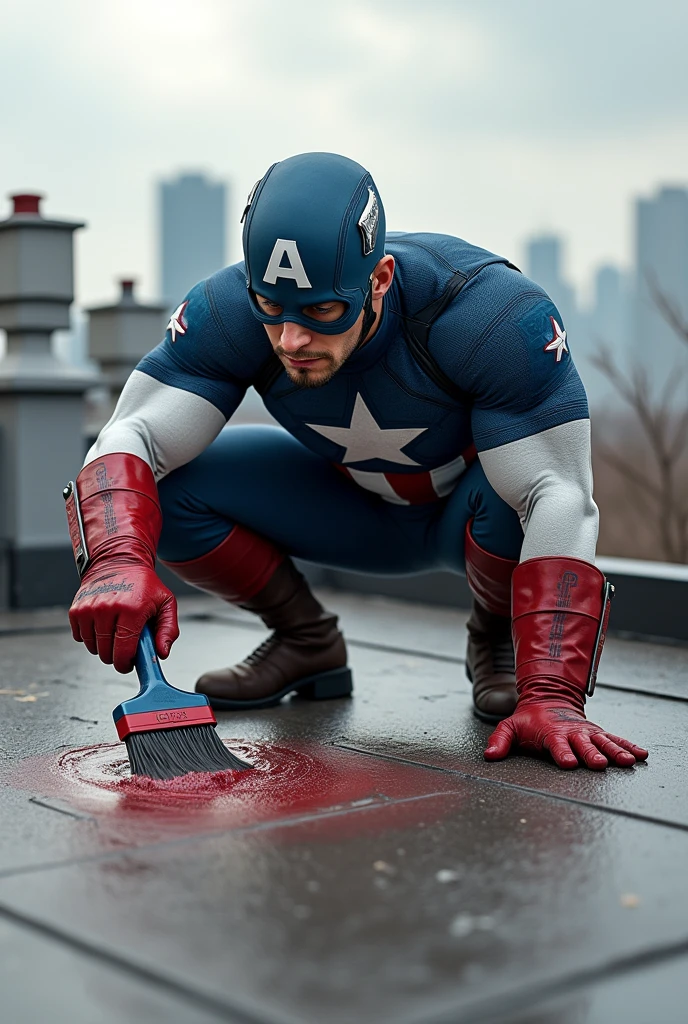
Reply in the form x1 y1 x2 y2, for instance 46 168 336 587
0 782 686 1024
1 591 687 1023
0 915 231 1024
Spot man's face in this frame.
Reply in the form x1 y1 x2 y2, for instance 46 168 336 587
255 296 365 388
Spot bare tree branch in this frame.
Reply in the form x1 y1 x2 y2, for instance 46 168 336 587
647 274 688 345
668 407 688 463
595 445 660 503
590 313 688 562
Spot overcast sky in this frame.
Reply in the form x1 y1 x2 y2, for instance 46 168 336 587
2 0 687 307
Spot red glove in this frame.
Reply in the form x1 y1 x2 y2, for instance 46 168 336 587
65 453 179 673
484 557 648 770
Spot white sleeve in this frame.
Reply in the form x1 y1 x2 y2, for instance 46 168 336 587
85 370 227 482
477 419 599 562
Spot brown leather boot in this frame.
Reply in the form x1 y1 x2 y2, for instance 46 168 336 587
465 598 517 723
195 559 352 710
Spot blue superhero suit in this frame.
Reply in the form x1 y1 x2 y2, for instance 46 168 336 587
129 232 588 573
75 153 638 761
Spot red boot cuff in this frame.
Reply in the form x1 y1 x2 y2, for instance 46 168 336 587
464 521 519 618
161 524 285 604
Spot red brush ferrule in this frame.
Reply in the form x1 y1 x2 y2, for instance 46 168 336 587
115 704 217 741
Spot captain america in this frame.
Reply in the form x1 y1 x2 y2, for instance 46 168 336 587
66 151 648 771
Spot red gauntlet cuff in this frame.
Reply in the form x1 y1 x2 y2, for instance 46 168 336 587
512 556 613 700
65 453 161 577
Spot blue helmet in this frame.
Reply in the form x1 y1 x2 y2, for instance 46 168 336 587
241 152 386 335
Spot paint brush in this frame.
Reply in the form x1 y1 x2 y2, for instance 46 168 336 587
113 625 251 780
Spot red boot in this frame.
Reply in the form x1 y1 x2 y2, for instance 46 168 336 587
161 526 351 710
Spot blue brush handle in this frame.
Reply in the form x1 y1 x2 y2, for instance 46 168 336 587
112 624 210 725
134 623 170 687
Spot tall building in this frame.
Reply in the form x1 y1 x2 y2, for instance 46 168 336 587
589 265 630 357
573 264 632 409
633 186 688 382
159 173 227 306
524 234 577 330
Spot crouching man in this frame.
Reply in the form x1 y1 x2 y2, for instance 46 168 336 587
66 152 648 771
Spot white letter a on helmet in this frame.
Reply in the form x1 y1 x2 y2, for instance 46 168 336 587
263 239 312 289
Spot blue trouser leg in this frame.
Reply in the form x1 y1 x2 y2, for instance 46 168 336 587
157 425 523 571
432 457 524 567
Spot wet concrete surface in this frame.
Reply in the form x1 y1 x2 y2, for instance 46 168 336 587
166 618 688 829
191 589 688 699
0 916 229 1024
0 591 687 1022
482 955 688 1024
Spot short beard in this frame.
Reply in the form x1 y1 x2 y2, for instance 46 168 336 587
277 320 368 390
283 362 339 388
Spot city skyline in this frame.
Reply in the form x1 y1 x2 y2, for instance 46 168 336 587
8 171 688 406
522 182 688 405
2 1 687 307
2 169 681 309
1 167 685 314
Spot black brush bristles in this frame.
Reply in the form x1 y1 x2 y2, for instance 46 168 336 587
125 725 252 780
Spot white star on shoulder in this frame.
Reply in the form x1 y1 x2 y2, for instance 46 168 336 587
544 316 568 362
306 393 427 466
167 301 189 343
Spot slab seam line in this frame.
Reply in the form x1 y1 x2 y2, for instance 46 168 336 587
0 901 290 1024
186 613 688 705
334 743 688 834
28 796 96 821
0 789 451 882
408 933 688 1024
0 616 685 704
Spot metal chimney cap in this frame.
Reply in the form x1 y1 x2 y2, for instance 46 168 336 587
86 279 167 315
0 193 84 233
11 194 43 216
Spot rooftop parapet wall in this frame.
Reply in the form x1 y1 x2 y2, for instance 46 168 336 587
279 558 688 645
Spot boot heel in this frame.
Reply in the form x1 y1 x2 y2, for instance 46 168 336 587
298 667 353 701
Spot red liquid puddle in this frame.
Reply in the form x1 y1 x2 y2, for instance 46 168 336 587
58 740 288 809
9 739 458 847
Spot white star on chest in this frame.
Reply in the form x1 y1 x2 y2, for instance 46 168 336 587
167 301 189 343
544 316 568 362
306 393 427 466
